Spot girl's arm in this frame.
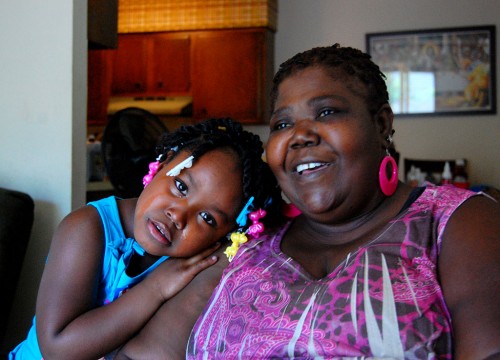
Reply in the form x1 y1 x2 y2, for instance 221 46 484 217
36 205 219 360
113 246 229 360
439 195 500 360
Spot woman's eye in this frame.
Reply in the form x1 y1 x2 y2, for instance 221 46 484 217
200 212 217 227
318 108 336 118
271 121 291 132
175 179 188 196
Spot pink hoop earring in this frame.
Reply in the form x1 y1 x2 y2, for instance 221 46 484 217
379 154 398 196
282 203 301 218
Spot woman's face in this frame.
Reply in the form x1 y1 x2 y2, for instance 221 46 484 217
134 149 243 257
266 66 388 224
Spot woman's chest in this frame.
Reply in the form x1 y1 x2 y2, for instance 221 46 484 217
190 235 450 359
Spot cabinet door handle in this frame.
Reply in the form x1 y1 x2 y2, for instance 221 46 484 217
157 81 163 88
134 82 141 89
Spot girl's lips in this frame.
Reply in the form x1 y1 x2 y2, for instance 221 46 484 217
148 220 172 246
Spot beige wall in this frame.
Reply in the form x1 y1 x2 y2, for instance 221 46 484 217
249 0 500 188
0 0 87 352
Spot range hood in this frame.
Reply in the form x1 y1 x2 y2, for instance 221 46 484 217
107 96 192 116
88 0 118 49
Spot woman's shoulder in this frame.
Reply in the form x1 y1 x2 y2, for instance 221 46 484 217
443 187 500 236
419 183 477 202
437 187 500 358
412 183 481 216
397 184 491 249
227 221 292 271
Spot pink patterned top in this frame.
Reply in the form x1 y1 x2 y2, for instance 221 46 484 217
187 184 478 359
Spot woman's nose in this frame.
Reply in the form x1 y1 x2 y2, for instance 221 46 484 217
290 119 320 149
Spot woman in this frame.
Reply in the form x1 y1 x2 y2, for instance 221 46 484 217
117 45 500 359
187 45 500 359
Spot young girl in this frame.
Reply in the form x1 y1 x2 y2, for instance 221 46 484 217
10 118 282 360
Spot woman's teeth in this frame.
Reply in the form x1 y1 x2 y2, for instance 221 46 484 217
296 162 325 174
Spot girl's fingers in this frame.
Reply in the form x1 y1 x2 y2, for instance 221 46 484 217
185 242 222 264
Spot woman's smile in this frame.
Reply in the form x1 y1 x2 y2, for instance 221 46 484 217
266 66 386 223
294 161 331 175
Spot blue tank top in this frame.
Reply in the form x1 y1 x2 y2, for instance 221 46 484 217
9 196 168 359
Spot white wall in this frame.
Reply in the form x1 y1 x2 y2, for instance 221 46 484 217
266 0 500 188
0 0 87 352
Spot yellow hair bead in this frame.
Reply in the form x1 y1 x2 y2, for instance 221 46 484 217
231 232 248 244
225 232 248 262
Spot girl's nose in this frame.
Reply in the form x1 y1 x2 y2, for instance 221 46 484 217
166 205 187 230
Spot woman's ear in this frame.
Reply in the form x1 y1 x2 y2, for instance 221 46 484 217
374 103 394 140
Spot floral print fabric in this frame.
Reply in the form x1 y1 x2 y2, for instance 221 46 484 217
187 185 477 359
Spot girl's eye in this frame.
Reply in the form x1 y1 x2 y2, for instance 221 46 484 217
175 179 188 196
200 211 217 227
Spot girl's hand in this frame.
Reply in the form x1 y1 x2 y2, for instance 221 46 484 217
148 242 221 302
113 245 229 360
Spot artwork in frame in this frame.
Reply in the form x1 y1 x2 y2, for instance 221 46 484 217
366 26 496 116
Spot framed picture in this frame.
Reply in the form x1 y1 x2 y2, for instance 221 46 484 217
366 26 496 116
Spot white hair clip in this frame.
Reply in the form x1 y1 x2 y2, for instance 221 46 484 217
166 155 194 177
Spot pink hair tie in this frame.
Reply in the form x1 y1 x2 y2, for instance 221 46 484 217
142 160 161 187
247 209 266 238
225 208 267 262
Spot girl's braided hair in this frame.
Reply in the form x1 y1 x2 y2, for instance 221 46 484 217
271 43 390 115
156 117 283 228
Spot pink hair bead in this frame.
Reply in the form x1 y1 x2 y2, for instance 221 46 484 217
142 160 160 187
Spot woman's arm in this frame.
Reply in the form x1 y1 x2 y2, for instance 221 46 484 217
439 195 500 360
114 246 229 360
36 205 219 360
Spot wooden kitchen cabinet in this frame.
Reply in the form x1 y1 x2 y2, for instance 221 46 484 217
111 33 191 95
111 34 147 94
87 28 274 126
191 28 274 124
150 33 191 94
87 49 114 125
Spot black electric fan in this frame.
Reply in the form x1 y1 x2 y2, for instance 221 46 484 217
101 107 168 198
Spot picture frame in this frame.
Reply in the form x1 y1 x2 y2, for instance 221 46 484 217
366 26 496 116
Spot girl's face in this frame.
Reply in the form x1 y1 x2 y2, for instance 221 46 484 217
134 149 243 257
266 66 390 224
